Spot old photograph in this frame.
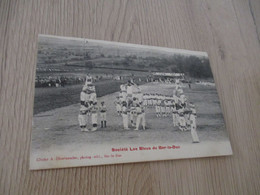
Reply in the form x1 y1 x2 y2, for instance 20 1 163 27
30 35 232 170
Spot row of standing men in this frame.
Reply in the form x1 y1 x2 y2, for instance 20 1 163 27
78 77 108 132
114 82 200 142
78 79 199 143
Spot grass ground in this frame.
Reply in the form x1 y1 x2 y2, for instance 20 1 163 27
34 78 147 114
32 82 229 152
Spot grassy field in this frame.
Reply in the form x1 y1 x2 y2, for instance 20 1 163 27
34 77 148 114
32 82 230 154
34 80 122 114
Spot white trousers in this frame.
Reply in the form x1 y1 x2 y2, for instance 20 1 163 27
166 107 171 114
172 113 178 126
190 116 199 141
136 113 145 130
122 114 128 129
116 104 122 112
100 112 106 121
78 114 87 126
92 113 98 124
155 106 160 114
179 116 186 127
191 126 199 142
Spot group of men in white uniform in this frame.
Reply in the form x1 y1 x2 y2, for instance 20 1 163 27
115 80 146 131
142 93 175 117
78 76 107 132
172 81 200 143
78 76 199 143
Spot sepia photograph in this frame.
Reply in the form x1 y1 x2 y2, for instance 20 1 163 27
30 35 232 170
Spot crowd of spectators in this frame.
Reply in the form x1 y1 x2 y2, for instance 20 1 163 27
35 76 85 87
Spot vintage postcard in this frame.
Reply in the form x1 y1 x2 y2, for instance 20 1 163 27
30 34 232 170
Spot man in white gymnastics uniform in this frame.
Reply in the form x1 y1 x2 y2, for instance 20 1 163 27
178 112 186 131
177 101 186 131
89 84 97 104
152 94 157 106
157 94 162 105
121 101 129 130
190 103 199 143
165 100 171 116
143 94 148 107
85 75 93 85
115 96 122 116
171 100 178 127
160 101 166 117
155 102 161 117
91 103 99 131
78 86 90 132
100 101 107 128
147 94 152 106
135 104 146 130
120 84 127 102
130 97 138 127
136 91 143 103
126 81 133 95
